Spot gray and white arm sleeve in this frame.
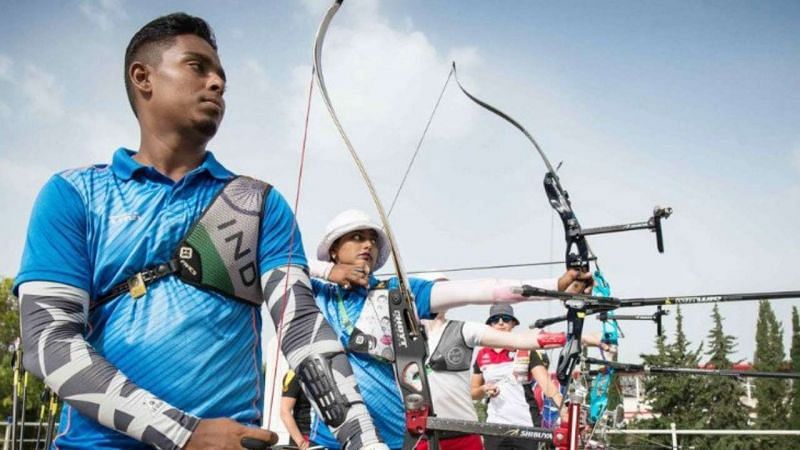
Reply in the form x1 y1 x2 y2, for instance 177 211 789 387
430 277 560 313
262 265 381 450
18 281 199 450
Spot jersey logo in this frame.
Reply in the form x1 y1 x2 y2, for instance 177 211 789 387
446 347 467 366
110 213 140 224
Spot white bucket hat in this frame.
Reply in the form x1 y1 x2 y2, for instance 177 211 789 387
317 209 391 271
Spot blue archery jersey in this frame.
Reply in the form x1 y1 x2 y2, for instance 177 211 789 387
309 276 435 450
15 148 307 449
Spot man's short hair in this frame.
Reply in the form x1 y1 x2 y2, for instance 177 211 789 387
124 12 217 116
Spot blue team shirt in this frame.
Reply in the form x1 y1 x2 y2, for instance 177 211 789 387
309 276 434 450
14 148 307 449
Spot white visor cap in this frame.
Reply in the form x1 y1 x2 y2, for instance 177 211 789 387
317 209 391 271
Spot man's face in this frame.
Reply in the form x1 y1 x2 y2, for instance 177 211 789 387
487 315 516 332
146 34 226 139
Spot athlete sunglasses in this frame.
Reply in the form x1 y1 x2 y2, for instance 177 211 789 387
488 314 516 325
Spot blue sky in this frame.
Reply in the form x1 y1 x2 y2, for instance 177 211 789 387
1 1 799 370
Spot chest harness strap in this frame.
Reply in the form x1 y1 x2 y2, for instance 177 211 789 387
93 176 271 310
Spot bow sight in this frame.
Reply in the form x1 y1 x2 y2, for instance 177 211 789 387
576 206 673 253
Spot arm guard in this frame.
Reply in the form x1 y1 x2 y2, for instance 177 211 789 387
537 331 567 349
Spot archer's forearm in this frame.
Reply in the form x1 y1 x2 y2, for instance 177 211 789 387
279 408 306 447
530 366 561 404
480 327 567 350
430 278 559 312
262 265 380 449
19 281 198 450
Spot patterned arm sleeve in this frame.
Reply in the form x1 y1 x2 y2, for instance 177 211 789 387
18 281 199 450
262 266 380 450
258 190 381 449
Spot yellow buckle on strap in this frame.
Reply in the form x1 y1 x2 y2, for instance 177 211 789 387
128 273 147 299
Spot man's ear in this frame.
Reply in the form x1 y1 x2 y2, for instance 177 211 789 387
129 61 152 99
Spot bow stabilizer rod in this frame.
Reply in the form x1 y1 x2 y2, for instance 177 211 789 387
585 357 800 379
535 289 800 325
618 290 800 308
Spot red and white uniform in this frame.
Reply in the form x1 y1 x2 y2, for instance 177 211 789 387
472 348 542 427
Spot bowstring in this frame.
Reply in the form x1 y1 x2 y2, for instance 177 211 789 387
264 68 315 431
387 64 454 217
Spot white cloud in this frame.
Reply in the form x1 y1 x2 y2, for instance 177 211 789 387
293 1 481 162
300 0 336 17
20 64 64 118
0 157 52 196
793 144 800 175
447 47 481 69
0 55 12 82
241 59 271 95
0 101 10 119
73 112 138 161
79 0 127 31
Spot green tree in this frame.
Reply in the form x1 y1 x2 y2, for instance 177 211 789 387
694 304 752 449
633 306 706 448
753 300 790 448
1 276 48 438
1 277 20 416
789 306 800 430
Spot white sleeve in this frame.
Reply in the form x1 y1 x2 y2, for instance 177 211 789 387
461 321 487 348
429 277 560 312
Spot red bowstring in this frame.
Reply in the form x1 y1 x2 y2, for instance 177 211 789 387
265 69 315 431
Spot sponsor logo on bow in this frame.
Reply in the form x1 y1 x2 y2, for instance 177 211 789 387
392 310 408 348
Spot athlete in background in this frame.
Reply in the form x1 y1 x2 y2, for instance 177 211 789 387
280 370 316 450
471 305 611 450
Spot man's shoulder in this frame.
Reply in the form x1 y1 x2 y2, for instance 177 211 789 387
57 163 111 180
33 164 112 207
54 164 113 192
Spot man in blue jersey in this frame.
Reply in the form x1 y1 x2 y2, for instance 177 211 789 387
15 13 383 450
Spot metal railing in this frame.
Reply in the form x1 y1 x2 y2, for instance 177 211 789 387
2 421 59 450
605 423 800 450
